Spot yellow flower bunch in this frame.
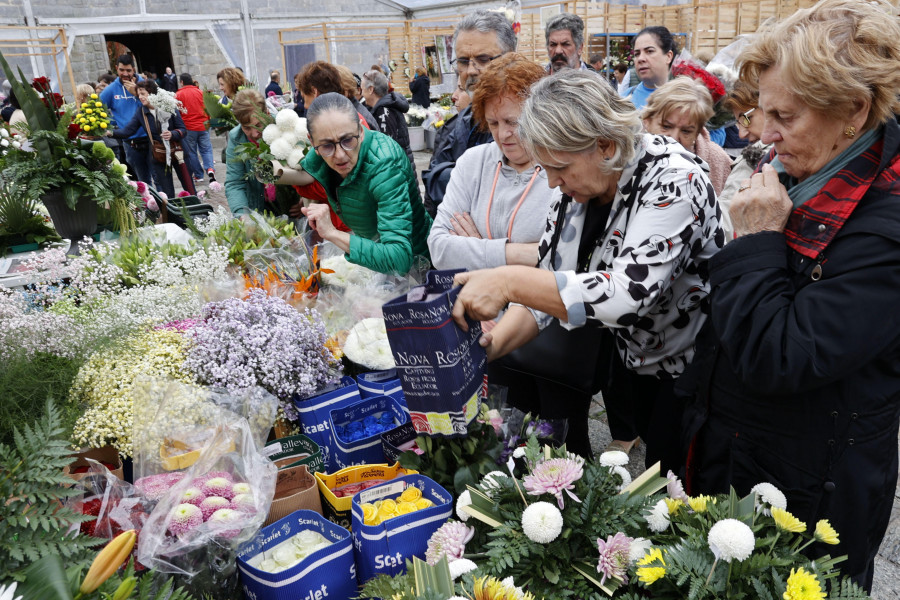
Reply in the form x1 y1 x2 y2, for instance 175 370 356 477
663 497 684 515
783 567 826 600
813 520 839 545
71 328 193 457
636 547 666 585
74 93 110 134
360 486 433 526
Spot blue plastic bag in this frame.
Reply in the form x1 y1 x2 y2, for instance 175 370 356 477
293 377 360 472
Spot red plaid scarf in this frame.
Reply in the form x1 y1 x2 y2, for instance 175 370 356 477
760 129 900 260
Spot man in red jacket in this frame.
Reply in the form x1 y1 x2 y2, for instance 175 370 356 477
175 73 216 183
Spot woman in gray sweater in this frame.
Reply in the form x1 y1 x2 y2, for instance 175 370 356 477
428 53 559 270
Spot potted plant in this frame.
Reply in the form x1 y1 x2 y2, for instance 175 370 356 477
0 182 62 254
405 104 428 151
0 50 142 241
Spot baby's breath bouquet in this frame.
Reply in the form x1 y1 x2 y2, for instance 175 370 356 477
70 327 194 457
616 477 872 600
184 288 343 420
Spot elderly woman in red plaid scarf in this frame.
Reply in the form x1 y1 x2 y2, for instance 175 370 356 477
682 0 900 592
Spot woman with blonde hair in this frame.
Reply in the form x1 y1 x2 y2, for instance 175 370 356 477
641 76 733 195
224 88 267 214
451 70 723 467
217 66 245 105
74 83 95 110
685 0 900 589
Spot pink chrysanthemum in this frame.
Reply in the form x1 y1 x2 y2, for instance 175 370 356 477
181 487 206 506
201 477 235 500
523 458 584 509
168 503 203 536
134 181 148 194
135 472 185 501
195 471 233 485
209 181 223 192
666 470 690 503
208 508 242 539
199 496 231 520
425 521 475 565
231 493 255 513
597 532 633 586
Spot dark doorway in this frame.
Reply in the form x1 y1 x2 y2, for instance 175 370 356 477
105 32 174 80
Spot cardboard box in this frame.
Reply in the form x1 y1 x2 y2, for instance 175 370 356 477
63 446 123 482
265 464 323 526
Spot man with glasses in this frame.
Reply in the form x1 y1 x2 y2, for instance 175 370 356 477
422 9 516 217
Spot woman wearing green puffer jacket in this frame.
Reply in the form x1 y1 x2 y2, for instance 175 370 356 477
301 93 432 275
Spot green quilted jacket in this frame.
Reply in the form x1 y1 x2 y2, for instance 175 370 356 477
302 128 432 274
224 125 266 215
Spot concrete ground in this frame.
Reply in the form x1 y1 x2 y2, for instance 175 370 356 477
189 137 900 599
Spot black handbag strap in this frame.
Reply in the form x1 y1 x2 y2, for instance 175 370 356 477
539 155 655 274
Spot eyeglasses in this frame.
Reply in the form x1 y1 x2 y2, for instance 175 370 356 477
450 54 503 71
737 107 756 128
314 132 361 157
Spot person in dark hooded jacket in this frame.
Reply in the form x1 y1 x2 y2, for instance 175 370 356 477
361 69 415 173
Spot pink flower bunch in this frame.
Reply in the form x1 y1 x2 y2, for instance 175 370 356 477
209 181 223 192
596 532 633 586
523 457 584 509
134 472 186 501
177 190 191 198
199 496 231 520
155 318 203 333
425 520 475 565
168 503 203 536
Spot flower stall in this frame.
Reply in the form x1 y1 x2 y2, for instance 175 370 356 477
0 48 877 600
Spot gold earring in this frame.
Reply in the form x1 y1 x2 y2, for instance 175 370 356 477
844 125 856 139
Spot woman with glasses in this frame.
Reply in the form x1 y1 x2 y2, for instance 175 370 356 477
716 81 771 241
300 92 432 275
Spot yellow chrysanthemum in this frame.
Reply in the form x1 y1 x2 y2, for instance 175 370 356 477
94 101 102 107
81 102 88 108
772 507 806 533
100 122 108 129
688 495 713 513
84 125 91 131
472 576 535 600
783 567 826 600
86 108 93 114
90 93 98 99
100 111 108 118
814 520 839 545
664 497 684 515
636 546 666 584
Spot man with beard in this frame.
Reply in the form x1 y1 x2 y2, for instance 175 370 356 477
544 13 594 73
100 54 150 186
421 9 515 217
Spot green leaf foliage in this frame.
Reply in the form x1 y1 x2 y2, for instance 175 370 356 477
0 399 103 579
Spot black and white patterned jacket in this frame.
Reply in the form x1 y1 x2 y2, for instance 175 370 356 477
530 134 725 377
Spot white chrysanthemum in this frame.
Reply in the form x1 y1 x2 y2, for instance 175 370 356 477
448 558 478 580
646 499 670 532
600 450 629 467
628 537 652 564
294 117 308 139
512 446 527 459
262 123 281 145
275 107 300 131
521 501 563 544
269 138 293 160
708 518 755 563
279 131 299 147
501 576 526 599
751 482 787 516
481 470 508 497
456 489 472 522
612 465 632 490
286 147 306 169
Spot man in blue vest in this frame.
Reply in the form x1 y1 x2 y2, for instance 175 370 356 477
100 54 151 186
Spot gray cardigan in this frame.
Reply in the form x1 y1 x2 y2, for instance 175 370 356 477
428 142 560 270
